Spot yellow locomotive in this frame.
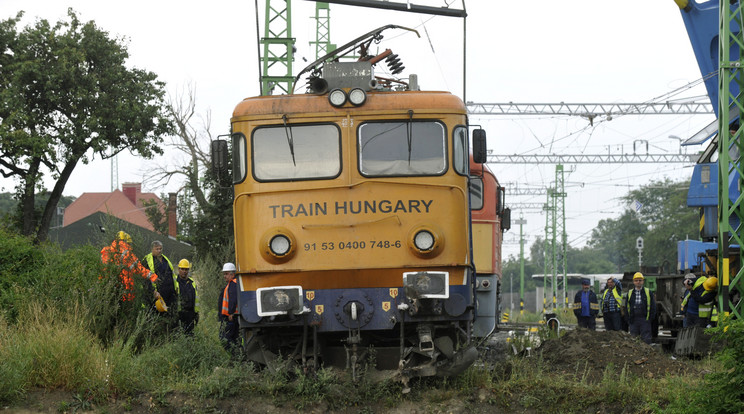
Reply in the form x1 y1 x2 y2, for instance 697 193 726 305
212 26 487 380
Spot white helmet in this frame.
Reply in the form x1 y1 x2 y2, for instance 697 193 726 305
222 262 237 272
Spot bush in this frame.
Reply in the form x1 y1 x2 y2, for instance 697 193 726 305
0 301 110 403
0 314 31 404
696 317 744 414
0 228 45 322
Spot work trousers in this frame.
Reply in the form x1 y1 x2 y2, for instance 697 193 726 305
220 319 240 355
179 309 198 336
629 314 652 344
577 315 596 330
684 312 703 328
603 311 623 331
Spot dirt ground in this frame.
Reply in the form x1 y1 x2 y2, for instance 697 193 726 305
1 329 699 413
537 328 697 381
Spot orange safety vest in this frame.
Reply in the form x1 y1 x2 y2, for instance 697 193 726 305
221 278 237 316
101 240 158 301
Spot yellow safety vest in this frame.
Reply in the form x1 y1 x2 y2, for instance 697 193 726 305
145 253 179 295
602 287 622 308
626 288 651 320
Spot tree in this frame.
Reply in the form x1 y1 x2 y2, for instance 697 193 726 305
142 196 168 236
145 84 233 254
587 211 647 272
586 178 697 273
0 10 172 242
622 178 698 271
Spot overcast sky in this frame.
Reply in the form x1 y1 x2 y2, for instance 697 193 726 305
0 1 714 259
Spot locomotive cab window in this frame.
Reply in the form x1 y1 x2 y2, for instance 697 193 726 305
252 124 341 181
453 126 469 175
358 121 446 176
469 177 484 210
232 133 247 183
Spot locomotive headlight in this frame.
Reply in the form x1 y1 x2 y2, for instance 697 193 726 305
408 225 444 258
260 228 297 263
414 230 435 251
256 285 303 316
328 88 347 107
403 271 449 299
270 234 291 256
348 88 366 106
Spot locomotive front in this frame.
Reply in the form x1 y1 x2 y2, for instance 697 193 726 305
216 48 486 380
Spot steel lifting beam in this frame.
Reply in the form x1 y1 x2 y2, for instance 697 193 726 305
316 0 467 17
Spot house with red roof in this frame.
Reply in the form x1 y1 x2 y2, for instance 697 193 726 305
63 183 165 232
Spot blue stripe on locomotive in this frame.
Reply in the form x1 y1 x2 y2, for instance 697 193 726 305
238 285 473 331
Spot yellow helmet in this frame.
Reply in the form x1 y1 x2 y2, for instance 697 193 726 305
703 277 718 291
633 272 644 280
116 231 132 244
178 259 190 269
155 297 168 313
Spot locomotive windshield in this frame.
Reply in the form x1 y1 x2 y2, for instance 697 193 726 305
358 121 446 176
252 123 341 181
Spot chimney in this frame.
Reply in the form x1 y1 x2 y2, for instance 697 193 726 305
122 183 142 205
168 192 177 238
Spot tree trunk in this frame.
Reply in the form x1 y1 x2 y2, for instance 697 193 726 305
20 159 41 237
188 159 210 212
36 157 79 243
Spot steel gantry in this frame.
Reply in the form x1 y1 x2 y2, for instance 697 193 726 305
466 100 713 122
488 153 697 164
260 0 296 95
310 2 335 60
542 165 567 312
718 0 744 319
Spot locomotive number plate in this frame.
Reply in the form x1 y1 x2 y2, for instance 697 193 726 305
303 240 402 251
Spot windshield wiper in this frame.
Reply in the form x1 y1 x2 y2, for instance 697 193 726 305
407 110 414 165
282 115 297 167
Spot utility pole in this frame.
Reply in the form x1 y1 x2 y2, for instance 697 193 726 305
555 165 568 308
110 150 118 192
543 200 552 313
515 216 527 315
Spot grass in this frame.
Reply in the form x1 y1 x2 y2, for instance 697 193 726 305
0 294 725 413
0 226 738 412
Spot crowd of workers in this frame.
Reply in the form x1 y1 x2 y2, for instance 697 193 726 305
103 230 722 353
572 271 719 344
100 231 240 354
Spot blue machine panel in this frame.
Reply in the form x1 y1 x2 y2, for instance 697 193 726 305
677 239 716 273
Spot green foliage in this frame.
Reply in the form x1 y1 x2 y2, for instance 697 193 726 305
142 196 168 236
177 169 234 255
0 9 172 241
585 178 697 273
514 178 696 275
622 178 698 270
0 315 31 403
0 302 110 403
587 210 647 272
0 192 75 235
683 318 744 414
